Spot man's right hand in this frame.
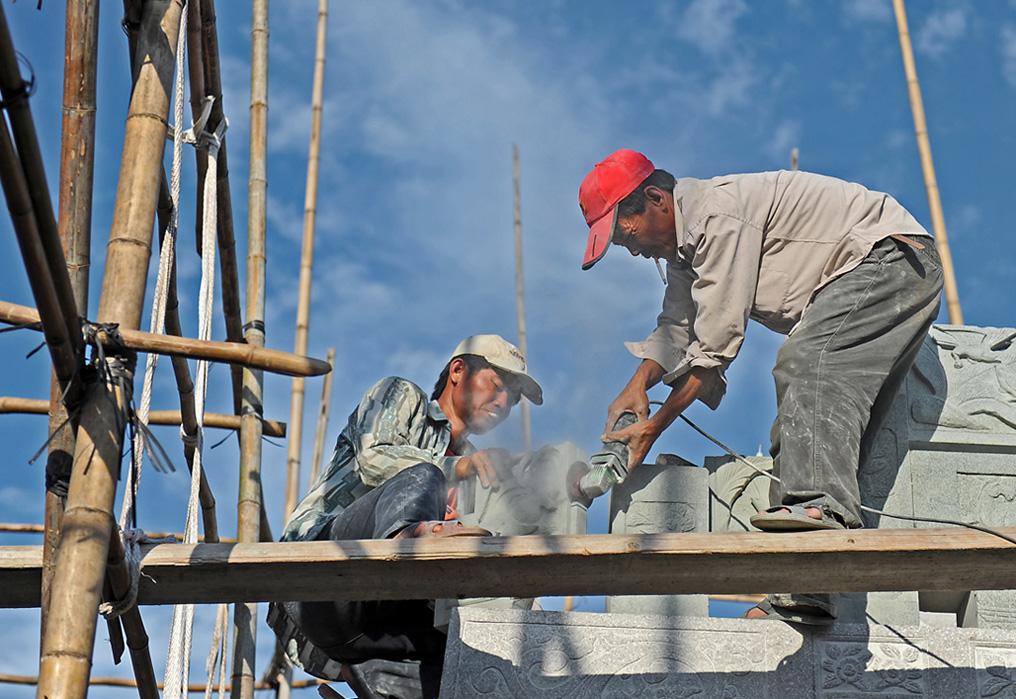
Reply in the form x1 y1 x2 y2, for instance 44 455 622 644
604 359 665 433
454 448 512 490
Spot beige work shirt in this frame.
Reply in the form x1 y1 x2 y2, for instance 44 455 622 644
625 170 931 409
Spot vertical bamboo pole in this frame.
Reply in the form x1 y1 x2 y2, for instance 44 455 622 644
512 144 532 451
231 1 269 697
43 0 100 651
200 0 246 415
309 347 336 485
892 0 962 324
283 0 329 521
790 147 798 171
37 2 185 698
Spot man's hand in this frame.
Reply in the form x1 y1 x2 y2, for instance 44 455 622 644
604 359 665 433
602 417 663 472
454 448 512 489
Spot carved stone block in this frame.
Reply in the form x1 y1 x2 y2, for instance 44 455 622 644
442 607 1016 698
607 458 709 617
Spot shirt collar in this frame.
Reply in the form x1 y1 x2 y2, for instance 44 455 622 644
427 399 449 423
672 182 688 264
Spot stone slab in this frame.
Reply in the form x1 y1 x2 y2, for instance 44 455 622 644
442 607 1016 698
608 459 708 617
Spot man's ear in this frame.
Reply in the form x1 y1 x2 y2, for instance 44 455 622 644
644 185 668 211
448 357 467 386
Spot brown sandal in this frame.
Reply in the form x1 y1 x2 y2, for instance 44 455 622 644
394 520 491 540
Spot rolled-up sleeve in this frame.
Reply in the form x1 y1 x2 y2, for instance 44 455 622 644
662 213 763 408
352 378 446 487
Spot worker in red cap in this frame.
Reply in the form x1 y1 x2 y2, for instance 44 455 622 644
578 149 944 624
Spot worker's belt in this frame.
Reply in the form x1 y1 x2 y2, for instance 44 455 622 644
888 233 926 250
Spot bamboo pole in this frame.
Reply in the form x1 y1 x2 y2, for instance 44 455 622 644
199 0 245 415
512 144 532 451
790 147 798 171
44 0 100 647
0 522 237 542
283 0 329 521
0 397 286 436
0 672 323 692
0 5 81 352
308 347 336 484
232 2 269 696
0 300 331 377
36 2 185 697
105 535 158 699
893 0 962 324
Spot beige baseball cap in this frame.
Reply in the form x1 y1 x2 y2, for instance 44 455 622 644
450 334 543 405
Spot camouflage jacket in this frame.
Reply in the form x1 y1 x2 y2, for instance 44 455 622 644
282 376 470 542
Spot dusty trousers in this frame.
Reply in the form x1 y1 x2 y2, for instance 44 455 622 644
287 462 449 698
768 236 944 528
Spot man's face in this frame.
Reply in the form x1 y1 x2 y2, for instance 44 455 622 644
612 186 676 261
452 364 519 435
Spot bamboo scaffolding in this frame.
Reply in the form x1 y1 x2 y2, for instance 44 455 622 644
0 672 323 692
893 0 962 324
35 2 184 697
44 0 100 647
105 534 158 699
0 522 237 542
0 300 331 377
232 2 269 696
308 347 336 484
0 397 286 437
0 6 80 354
284 0 330 522
512 144 532 451
4 527 1016 608
199 0 246 415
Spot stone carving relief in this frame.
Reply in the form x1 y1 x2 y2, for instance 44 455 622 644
625 501 698 534
975 648 1016 698
910 326 1016 435
816 642 924 697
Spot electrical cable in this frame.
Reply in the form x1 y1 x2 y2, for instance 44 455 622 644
642 401 1016 547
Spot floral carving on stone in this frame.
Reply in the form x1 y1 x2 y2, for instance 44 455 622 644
818 642 924 696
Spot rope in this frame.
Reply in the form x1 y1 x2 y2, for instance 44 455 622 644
163 20 230 697
97 528 175 620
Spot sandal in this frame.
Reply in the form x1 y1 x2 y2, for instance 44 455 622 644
746 599 835 626
750 504 845 532
393 520 491 540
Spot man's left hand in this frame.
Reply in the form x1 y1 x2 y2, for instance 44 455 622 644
602 417 663 471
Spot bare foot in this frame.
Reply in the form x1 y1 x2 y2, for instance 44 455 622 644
770 506 822 520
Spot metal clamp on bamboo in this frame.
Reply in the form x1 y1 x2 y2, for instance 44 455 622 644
0 301 331 377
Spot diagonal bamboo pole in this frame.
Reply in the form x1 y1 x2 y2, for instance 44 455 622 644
232 1 269 697
36 2 185 697
512 144 531 451
892 0 962 324
43 0 100 647
283 0 330 523
308 347 336 485
200 0 245 415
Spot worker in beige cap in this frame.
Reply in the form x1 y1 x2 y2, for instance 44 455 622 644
269 334 541 697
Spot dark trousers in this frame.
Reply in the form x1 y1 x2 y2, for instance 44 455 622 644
769 237 944 528
290 463 448 676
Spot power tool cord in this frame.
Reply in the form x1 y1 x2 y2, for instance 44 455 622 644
646 404 1016 547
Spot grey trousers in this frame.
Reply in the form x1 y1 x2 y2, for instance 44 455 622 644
765 236 943 617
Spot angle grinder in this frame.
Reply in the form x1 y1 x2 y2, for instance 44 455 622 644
575 410 638 500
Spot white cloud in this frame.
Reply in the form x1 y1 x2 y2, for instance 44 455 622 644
1002 25 1016 88
675 0 749 55
917 8 967 59
843 0 893 23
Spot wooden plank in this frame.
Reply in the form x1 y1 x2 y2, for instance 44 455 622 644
0 300 331 378
2 527 1015 608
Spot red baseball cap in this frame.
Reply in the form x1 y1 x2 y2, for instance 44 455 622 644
578 149 655 270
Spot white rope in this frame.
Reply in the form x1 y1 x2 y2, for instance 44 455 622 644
203 603 230 699
97 529 175 619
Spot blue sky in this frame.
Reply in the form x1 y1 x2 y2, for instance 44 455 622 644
0 0 1013 695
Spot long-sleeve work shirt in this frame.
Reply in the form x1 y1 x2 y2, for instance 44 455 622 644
625 170 931 409
282 376 470 542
